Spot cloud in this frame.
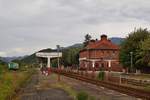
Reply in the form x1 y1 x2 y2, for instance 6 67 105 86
0 51 7 57
0 0 150 56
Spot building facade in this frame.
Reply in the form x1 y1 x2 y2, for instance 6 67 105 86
79 34 123 72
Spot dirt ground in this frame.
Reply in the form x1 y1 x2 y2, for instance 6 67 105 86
15 72 73 100
15 70 141 100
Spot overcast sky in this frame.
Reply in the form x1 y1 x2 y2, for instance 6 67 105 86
0 0 150 57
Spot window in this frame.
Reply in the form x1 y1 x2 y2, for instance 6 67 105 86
113 50 115 54
107 51 109 54
102 50 104 54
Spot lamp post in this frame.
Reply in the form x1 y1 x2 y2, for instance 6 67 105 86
130 52 133 73
57 45 60 81
92 60 95 78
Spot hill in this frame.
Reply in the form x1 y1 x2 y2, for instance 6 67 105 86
20 48 61 64
0 59 6 65
19 54 36 64
109 37 125 45
66 43 83 48
19 44 83 64
13 37 124 64
0 56 24 63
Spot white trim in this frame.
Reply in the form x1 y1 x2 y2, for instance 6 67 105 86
36 52 62 58
79 57 87 61
36 52 62 68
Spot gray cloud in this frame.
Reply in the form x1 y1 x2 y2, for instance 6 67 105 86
0 0 150 56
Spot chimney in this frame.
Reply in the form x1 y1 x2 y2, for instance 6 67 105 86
90 39 95 43
101 34 107 41
88 39 95 45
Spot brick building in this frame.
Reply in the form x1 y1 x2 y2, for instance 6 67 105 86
79 34 123 72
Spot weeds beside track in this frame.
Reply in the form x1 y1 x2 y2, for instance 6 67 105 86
52 69 150 100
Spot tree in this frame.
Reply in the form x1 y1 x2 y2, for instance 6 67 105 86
136 38 150 67
120 28 150 70
51 59 59 68
0 60 5 79
0 59 5 65
0 64 2 77
83 34 92 47
62 47 82 67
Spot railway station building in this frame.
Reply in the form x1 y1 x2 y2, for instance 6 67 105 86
79 34 123 72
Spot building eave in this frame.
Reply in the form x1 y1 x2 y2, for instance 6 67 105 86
79 48 119 53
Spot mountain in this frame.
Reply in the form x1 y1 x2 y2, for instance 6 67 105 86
0 56 25 63
109 37 125 45
38 48 56 52
17 37 124 64
20 48 59 64
20 53 36 64
65 38 124 48
20 44 83 64
66 43 83 48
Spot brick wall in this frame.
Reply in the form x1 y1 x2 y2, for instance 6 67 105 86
79 35 123 72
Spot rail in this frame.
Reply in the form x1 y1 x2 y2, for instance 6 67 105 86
51 69 150 100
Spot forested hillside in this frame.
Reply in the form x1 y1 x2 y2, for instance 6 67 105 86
10 37 123 67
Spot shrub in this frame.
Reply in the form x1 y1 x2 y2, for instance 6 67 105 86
77 91 88 100
89 96 96 100
98 71 105 81
0 65 3 79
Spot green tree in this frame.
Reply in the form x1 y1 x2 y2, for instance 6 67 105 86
12 59 21 64
83 34 92 47
0 60 5 79
51 59 58 68
0 65 2 79
62 47 82 67
120 28 150 70
136 37 150 67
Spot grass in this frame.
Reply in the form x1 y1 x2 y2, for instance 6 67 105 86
121 83 150 92
51 82 77 99
0 68 36 100
77 91 88 100
142 85 150 91
51 82 96 100
48 74 96 100
97 71 105 80
49 74 77 99
130 74 150 80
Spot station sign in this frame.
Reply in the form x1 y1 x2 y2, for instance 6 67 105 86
36 52 62 58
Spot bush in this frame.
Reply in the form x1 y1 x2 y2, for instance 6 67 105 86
89 96 96 100
0 65 3 79
0 68 36 100
98 71 105 81
77 91 89 100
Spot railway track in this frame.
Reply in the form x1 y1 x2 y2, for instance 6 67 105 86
52 69 150 100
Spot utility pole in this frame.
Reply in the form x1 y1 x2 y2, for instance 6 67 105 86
57 45 60 81
57 45 60 67
130 52 133 73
